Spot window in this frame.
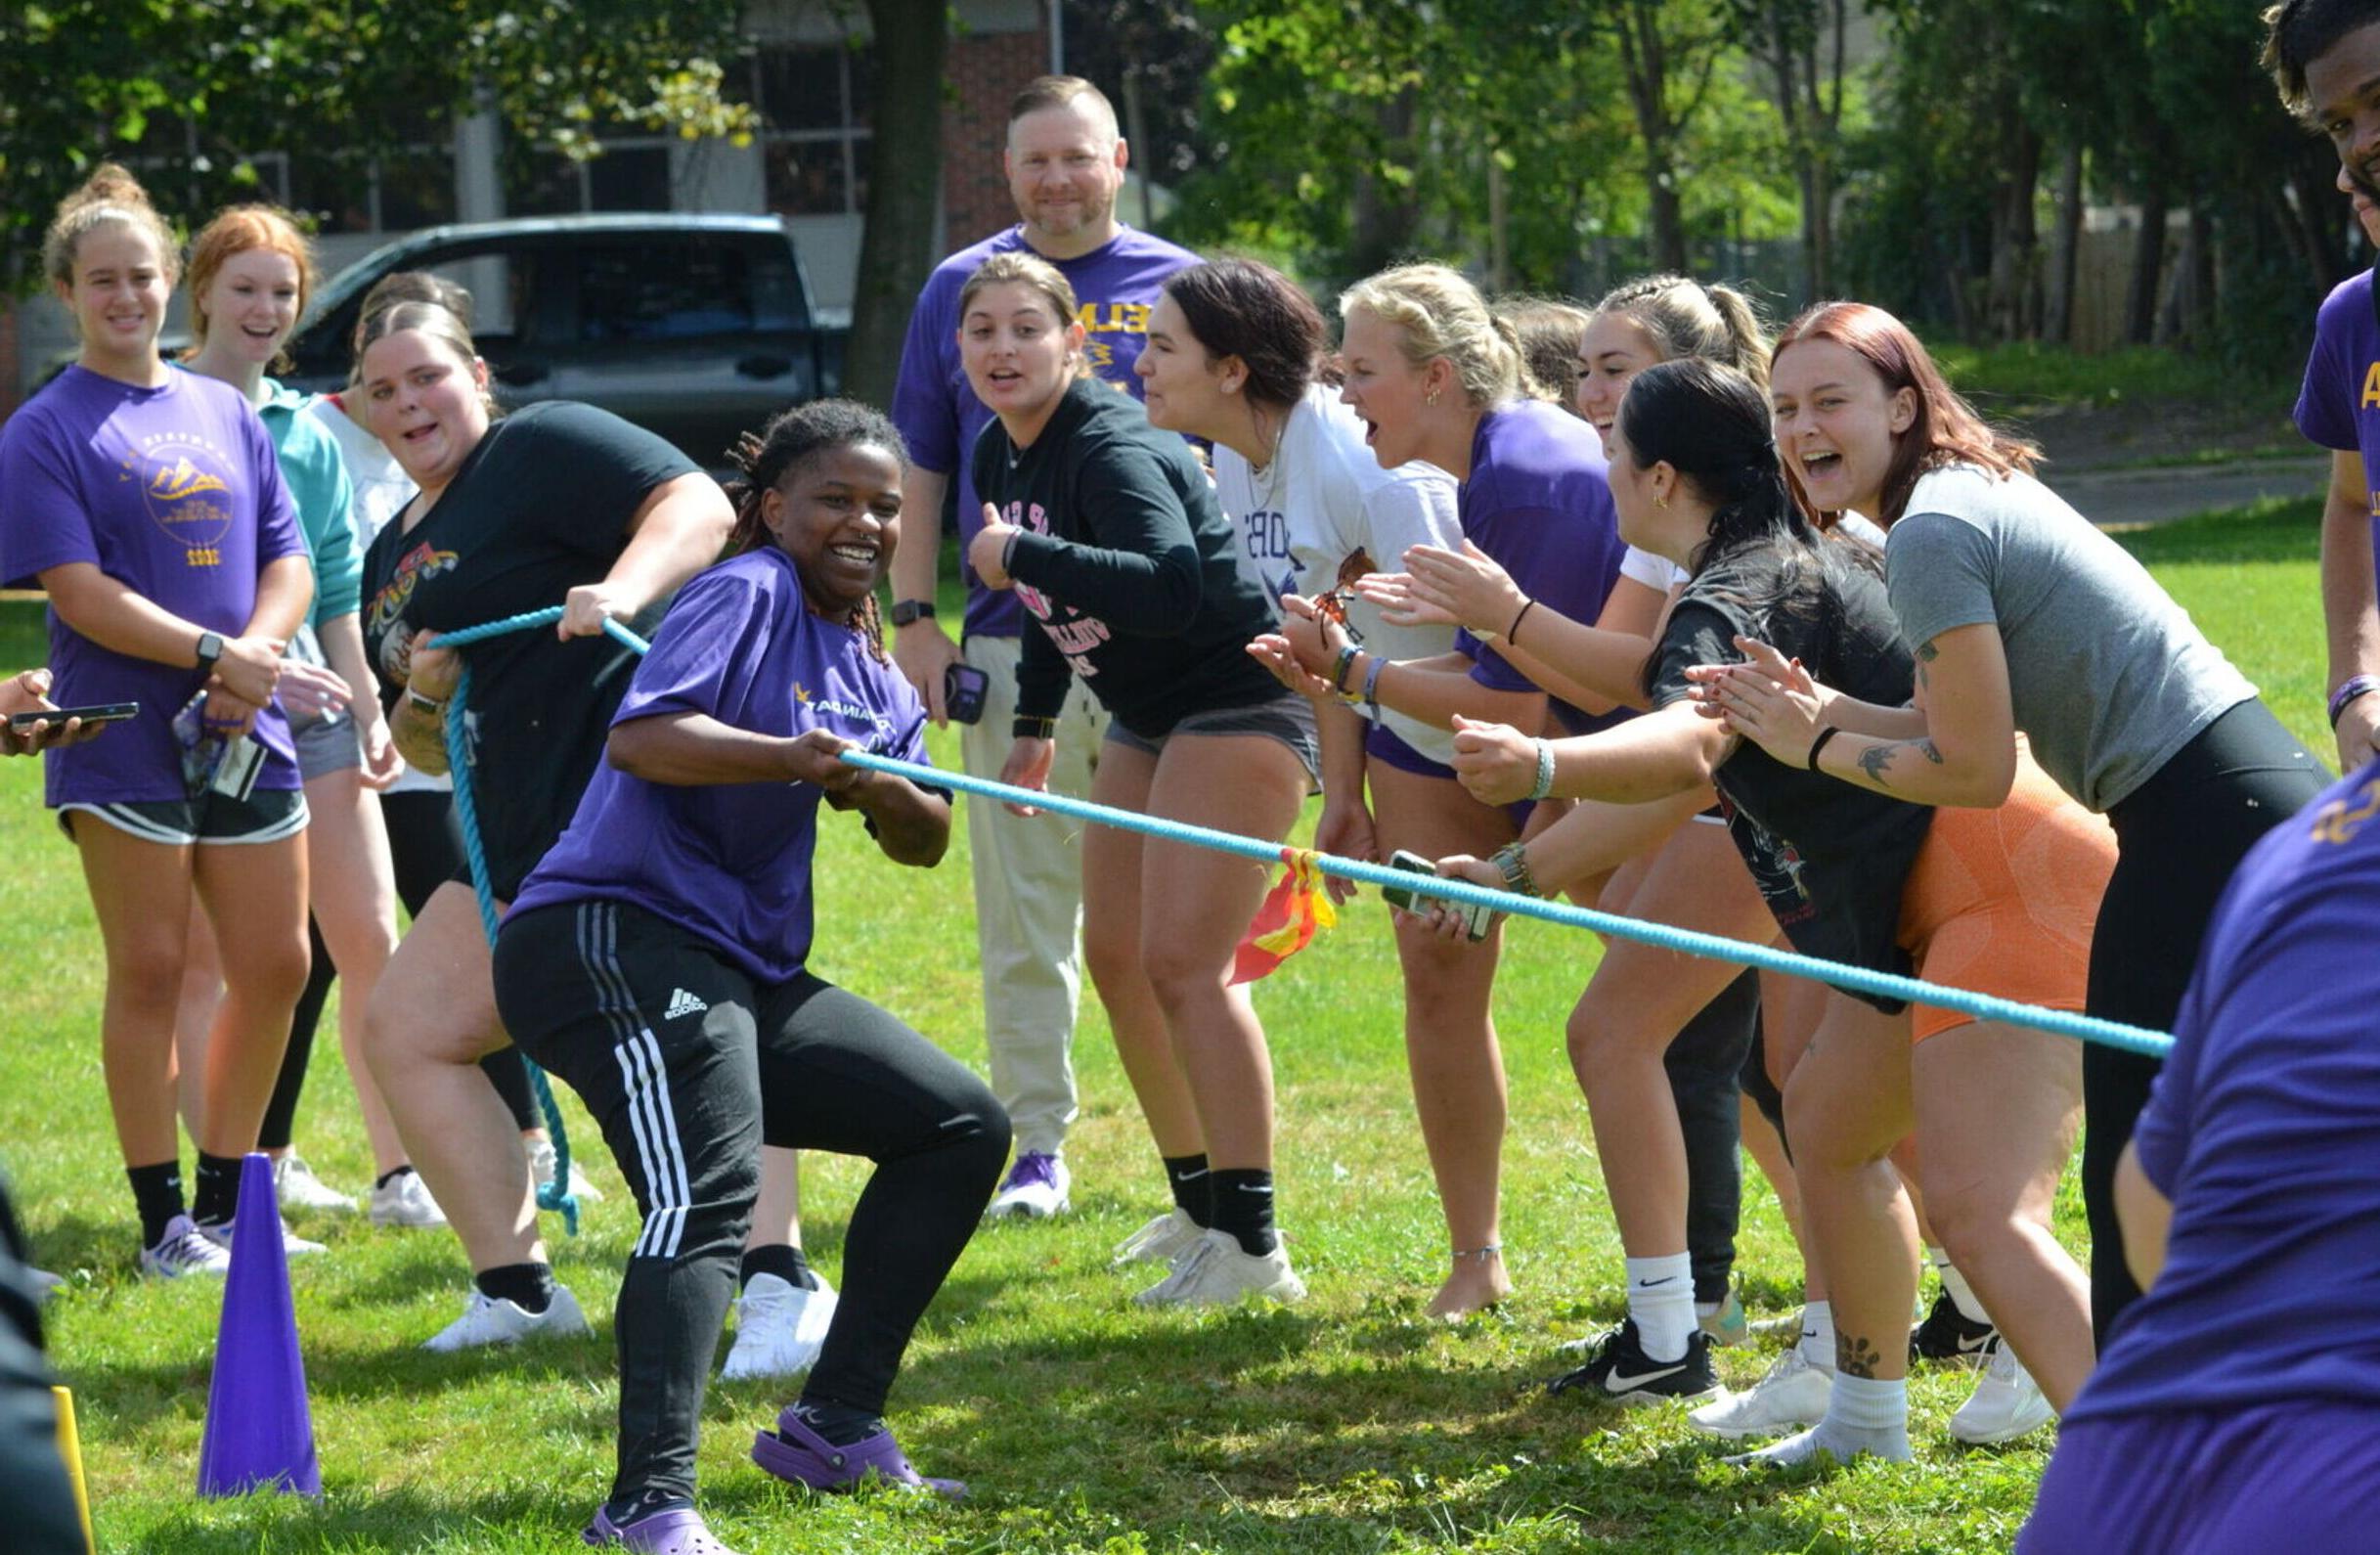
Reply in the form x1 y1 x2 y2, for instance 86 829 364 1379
751 36 873 217
575 240 800 341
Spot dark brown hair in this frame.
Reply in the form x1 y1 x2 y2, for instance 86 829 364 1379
1162 259 1326 413
724 399 909 664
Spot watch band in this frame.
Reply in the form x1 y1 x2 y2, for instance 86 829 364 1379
195 631 225 670
890 600 936 628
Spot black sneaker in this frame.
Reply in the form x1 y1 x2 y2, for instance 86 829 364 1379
1909 1290 1997 1366
1547 1319 1718 1405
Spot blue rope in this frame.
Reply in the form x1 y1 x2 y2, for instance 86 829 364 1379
434 606 654 1233
442 605 2174 1087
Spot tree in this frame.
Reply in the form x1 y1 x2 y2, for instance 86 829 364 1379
1736 0 1856 297
844 0 948 407
0 1 754 290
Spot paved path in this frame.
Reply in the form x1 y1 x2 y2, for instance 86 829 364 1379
2061 455 2328 528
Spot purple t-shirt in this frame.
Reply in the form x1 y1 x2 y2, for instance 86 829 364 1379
890 224 1201 640
2293 268 2380 567
511 547 935 984
0 365 306 804
2065 756 2380 1426
1454 399 1629 733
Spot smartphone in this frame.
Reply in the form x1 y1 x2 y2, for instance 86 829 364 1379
944 662 990 726
7 701 138 730
1379 848 1492 941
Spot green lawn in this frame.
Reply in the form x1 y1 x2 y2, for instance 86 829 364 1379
0 499 2333 1553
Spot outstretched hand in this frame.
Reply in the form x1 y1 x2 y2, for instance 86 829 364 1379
1687 636 1830 766
1356 540 1525 637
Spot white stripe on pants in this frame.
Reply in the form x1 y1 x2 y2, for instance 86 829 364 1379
959 633 1106 1157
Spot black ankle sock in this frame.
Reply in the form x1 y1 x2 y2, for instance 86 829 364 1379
475 1261 556 1314
1208 1168 1278 1257
127 1160 186 1246
791 1397 884 1447
739 1243 818 1292
375 1165 417 1191
601 1489 690 1528
1163 1152 1212 1226
191 1151 242 1227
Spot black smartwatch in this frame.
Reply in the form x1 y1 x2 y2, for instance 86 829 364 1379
195 631 225 671
890 600 936 628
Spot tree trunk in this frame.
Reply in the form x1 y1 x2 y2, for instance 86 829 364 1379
2123 185 2168 347
845 0 948 407
1986 118 2041 341
1348 89 1420 277
2044 143 2084 346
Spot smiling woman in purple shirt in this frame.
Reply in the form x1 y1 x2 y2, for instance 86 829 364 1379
493 402 1006 1550
0 166 315 1278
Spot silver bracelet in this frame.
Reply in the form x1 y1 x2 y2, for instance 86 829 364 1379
1527 737 1556 802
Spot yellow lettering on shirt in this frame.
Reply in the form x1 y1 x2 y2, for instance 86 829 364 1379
2362 361 2380 409
2309 778 2380 845
1075 301 1154 334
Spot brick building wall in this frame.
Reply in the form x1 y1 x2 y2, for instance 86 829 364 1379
940 27 1046 251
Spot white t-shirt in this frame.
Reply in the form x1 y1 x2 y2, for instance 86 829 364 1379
1213 385 1464 763
309 393 448 795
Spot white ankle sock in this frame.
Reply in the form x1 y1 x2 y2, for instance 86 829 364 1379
1624 1252 1697 1361
1929 1248 1990 1324
1730 1373 1911 1467
1796 1301 1836 1371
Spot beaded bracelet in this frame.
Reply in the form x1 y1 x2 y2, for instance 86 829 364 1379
1527 737 1557 801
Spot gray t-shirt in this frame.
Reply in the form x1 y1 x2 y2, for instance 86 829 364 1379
1885 464 2254 812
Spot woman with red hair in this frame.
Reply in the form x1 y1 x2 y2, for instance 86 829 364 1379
1700 302 2326 1355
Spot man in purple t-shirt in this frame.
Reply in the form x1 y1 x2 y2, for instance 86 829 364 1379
2276 3 2380 769
887 74 1200 1221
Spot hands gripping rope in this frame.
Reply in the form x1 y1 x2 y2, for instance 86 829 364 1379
439 605 2171 1228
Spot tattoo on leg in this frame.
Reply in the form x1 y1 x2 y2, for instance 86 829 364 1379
1835 1332 1884 1379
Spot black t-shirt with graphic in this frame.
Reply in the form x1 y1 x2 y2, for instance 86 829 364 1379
1647 536 1934 1010
972 378 1282 739
361 401 698 899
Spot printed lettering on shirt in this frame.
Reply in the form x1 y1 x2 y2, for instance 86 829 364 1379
119 431 238 568
2361 360 2380 410
1075 300 1154 378
792 681 897 745
997 498 1113 676
2308 777 2380 846
1241 508 1293 598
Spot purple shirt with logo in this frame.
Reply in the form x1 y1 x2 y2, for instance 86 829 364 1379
0 365 306 804
2294 268 2380 567
1454 399 1629 733
511 547 935 984
891 224 1201 640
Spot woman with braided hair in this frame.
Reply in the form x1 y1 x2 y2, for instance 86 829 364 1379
493 400 1006 1550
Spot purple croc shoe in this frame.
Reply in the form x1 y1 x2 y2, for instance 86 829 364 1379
583 1505 743 1554
750 1408 966 1500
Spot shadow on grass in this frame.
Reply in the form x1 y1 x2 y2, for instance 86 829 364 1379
108 1480 589 1554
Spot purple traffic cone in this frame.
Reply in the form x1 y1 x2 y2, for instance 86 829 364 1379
197 1152 320 1497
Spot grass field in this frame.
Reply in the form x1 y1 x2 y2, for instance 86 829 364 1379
0 498 2333 1554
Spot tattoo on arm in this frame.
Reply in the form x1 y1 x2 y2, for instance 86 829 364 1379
1853 737 1946 789
1916 641 1939 661
1835 1332 1885 1380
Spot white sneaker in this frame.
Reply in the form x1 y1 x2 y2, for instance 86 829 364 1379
423 1284 590 1353
274 1154 358 1214
369 1169 448 1229
985 1152 1071 1220
1132 1227 1306 1308
1950 1338 2054 1444
527 1136 602 1202
139 1215 233 1279
198 1217 326 1260
720 1272 839 1380
1111 1207 1204 1269
1688 1347 1834 1439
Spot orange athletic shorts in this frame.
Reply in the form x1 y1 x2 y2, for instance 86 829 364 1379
1896 745 2115 1042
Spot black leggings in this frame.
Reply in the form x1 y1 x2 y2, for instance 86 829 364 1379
2084 699 2324 1341
258 787 538 1150
493 899 1008 1511
1666 969 1760 1305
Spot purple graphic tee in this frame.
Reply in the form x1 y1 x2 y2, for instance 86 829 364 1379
1454 399 1629 733
0 366 305 804
513 547 936 984
2294 268 2380 568
891 224 1200 640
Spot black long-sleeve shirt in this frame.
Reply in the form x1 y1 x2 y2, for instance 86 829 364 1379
972 378 1281 737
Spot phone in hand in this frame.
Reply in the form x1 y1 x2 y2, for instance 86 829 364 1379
1379 848 1492 941
944 662 990 725
7 701 138 730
